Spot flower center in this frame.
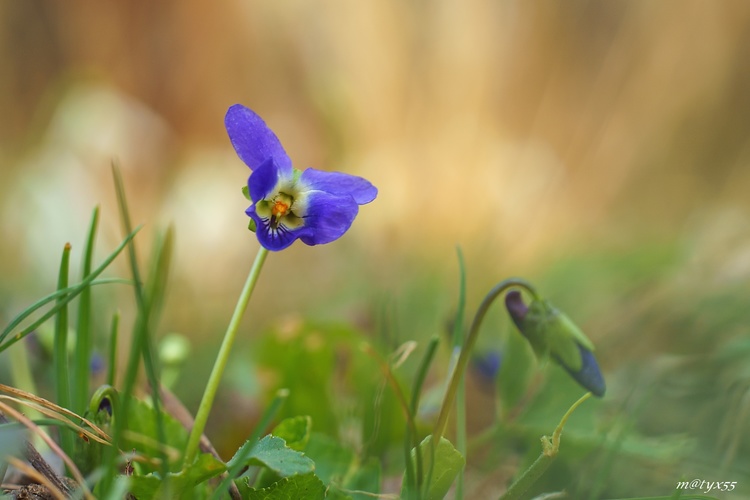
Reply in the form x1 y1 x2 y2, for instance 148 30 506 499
271 192 294 217
272 199 290 218
268 192 295 229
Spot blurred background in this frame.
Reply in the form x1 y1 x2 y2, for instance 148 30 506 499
1 1 750 498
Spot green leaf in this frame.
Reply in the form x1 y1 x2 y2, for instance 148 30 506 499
74 386 116 476
343 457 381 500
128 453 226 499
122 397 190 473
118 476 164 500
254 322 360 436
236 472 326 500
229 435 315 477
304 432 354 485
180 452 227 485
405 436 465 500
271 416 312 452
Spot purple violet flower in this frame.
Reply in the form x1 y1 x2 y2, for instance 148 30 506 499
225 104 377 251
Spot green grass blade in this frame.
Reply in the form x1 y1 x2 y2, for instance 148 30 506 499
112 162 143 299
451 247 467 349
0 223 140 349
452 247 467 500
107 311 120 387
54 242 74 458
73 205 100 415
138 227 174 472
108 162 170 486
0 279 132 354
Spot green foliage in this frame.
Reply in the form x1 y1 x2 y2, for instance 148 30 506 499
254 320 404 454
497 322 535 413
8 167 749 500
128 453 226 500
122 396 191 473
403 436 465 500
271 415 312 452
304 432 354 486
254 322 348 435
73 205 100 416
342 458 381 500
0 227 139 353
228 435 315 477
74 385 116 475
236 472 326 500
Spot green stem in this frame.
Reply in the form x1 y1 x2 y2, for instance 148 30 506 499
451 247 467 500
183 246 269 466
499 392 591 500
432 278 540 443
455 370 466 499
54 243 75 458
404 335 439 499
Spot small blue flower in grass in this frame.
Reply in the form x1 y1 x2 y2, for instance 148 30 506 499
225 104 377 251
505 290 606 397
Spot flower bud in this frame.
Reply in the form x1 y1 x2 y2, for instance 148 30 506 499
504 290 605 397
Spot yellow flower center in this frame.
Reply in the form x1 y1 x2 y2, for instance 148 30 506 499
267 192 296 229
272 199 290 218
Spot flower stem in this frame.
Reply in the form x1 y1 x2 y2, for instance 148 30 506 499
432 278 540 443
183 246 269 466
498 392 592 500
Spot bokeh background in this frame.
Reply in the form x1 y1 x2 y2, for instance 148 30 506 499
2 1 750 498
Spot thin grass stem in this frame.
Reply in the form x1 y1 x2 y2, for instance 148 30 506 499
73 205 100 415
54 243 74 459
451 247 467 500
107 312 120 387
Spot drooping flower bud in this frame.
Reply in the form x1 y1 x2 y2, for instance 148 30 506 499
504 290 606 397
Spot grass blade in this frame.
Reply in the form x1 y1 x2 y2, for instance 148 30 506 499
106 311 120 387
73 205 100 415
106 161 170 489
451 247 467 500
0 223 141 351
54 242 74 459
